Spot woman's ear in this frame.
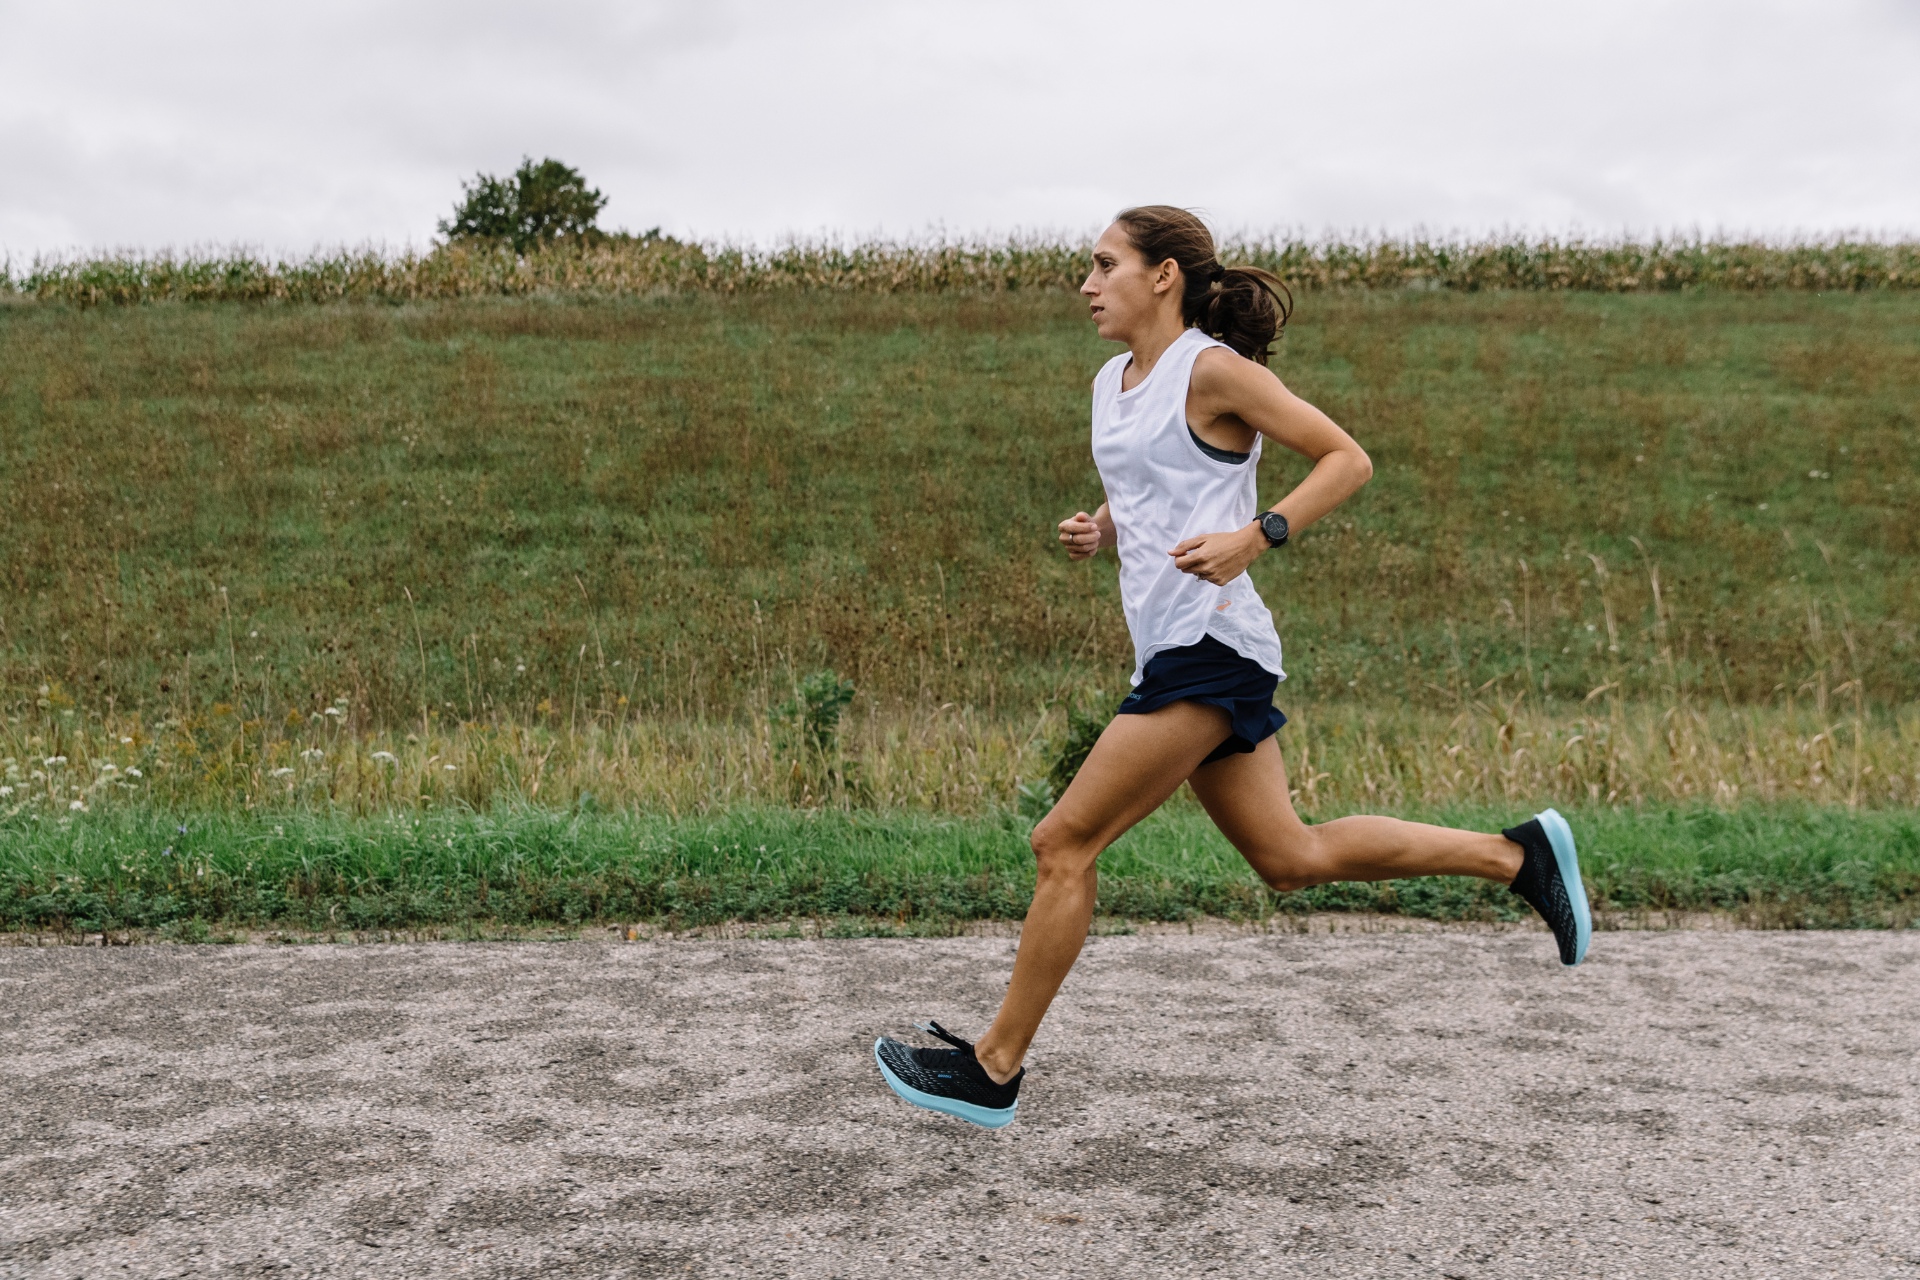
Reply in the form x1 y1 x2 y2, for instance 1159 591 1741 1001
1152 257 1180 295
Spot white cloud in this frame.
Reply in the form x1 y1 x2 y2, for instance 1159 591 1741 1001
2 0 1916 255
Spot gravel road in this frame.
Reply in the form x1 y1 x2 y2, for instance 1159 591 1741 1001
3 927 1917 1278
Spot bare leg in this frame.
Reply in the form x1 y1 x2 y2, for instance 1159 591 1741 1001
972 700 1233 1082
1186 737 1522 890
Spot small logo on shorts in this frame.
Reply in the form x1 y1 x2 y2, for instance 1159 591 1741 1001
1215 598 1231 612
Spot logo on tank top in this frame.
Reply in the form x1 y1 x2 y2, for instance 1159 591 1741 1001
1215 598 1231 611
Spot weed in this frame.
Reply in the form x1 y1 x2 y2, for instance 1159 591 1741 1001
771 670 856 754
1016 778 1057 824
769 670 863 806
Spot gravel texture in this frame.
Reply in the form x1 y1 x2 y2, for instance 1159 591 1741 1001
2 928 1917 1278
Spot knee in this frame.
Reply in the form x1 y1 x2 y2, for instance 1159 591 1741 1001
1259 866 1320 894
1250 828 1331 894
1030 813 1098 881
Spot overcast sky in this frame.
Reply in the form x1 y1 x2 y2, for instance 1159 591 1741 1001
4 0 1917 257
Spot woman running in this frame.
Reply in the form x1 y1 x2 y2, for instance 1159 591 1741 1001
873 206 1589 1129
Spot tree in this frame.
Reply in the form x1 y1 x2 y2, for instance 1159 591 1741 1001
438 157 607 253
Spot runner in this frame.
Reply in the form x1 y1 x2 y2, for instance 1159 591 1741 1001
874 206 1590 1130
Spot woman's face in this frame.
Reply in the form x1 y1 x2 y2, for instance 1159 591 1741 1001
1081 222 1173 343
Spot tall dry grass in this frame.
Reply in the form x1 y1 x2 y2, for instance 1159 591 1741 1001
5 692 1915 820
6 234 1918 307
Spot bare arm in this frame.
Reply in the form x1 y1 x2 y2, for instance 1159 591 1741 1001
1168 347 1373 585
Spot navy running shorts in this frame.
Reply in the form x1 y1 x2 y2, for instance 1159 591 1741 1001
1115 634 1287 765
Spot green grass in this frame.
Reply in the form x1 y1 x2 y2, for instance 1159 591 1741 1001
4 289 1917 725
6 803 1916 936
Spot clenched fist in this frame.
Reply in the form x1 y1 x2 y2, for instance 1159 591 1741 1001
1058 510 1106 560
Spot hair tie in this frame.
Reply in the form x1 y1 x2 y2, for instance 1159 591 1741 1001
1208 263 1226 283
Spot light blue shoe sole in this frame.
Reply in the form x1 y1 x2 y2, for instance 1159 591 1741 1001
1536 807 1592 965
873 1040 1018 1129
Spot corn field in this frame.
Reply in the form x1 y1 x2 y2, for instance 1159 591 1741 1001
6 234 1919 307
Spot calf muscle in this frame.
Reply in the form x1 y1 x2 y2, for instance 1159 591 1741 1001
1188 740 1522 889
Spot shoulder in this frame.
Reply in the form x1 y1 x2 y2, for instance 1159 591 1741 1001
1188 343 1264 393
1187 343 1288 415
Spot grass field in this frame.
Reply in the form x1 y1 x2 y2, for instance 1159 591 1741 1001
3 284 1917 927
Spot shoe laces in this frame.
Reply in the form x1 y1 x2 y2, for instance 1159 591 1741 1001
914 1020 974 1053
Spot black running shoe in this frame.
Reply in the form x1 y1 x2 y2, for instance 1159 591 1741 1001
1504 807 1592 966
872 1021 1022 1129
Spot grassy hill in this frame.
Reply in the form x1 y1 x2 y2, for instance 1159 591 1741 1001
4 289 1917 723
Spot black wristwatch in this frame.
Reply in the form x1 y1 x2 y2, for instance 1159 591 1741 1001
1258 510 1290 548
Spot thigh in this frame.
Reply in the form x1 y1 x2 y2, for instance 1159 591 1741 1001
1040 700 1234 865
1185 737 1316 880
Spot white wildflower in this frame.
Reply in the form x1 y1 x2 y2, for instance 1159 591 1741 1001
125 767 143 779
97 761 117 773
0 786 12 798
44 756 66 768
371 751 399 765
324 707 344 718
69 799 85 811
443 764 457 772
270 767 295 778
120 737 133 745
300 748 326 762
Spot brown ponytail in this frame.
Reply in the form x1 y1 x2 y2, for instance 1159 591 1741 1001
1112 205 1293 365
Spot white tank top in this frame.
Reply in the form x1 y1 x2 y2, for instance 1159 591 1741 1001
1091 327 1287 687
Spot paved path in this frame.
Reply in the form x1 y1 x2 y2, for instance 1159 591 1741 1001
2 929 1918 1278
